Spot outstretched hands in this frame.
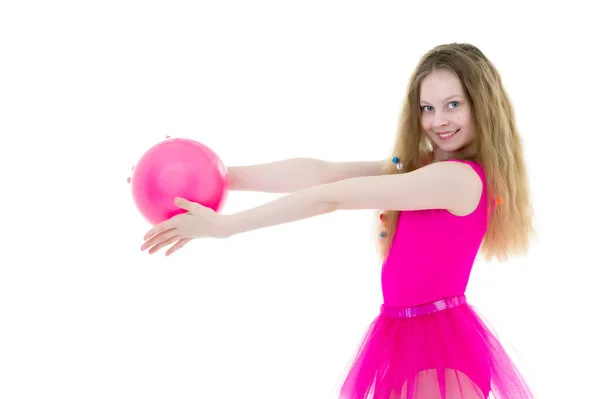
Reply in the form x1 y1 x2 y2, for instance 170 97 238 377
140 198 228 256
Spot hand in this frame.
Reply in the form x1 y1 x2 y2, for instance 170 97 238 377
141 197 228 256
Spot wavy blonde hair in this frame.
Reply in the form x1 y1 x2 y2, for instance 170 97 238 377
377 43 534 262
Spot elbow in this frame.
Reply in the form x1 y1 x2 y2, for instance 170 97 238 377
305 178 341 215
322 200 339 214
316 183 342 214
316 179 345 214
321 160 341 185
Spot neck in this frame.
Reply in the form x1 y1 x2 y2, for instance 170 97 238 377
431 142 477 162
433 147 452 162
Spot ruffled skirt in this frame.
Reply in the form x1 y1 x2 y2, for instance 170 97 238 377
337 295 534 399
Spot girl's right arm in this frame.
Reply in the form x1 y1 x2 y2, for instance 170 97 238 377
227 158 387 193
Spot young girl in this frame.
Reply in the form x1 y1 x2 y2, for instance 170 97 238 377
140 43 535 399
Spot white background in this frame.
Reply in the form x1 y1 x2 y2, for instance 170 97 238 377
1 1 598 398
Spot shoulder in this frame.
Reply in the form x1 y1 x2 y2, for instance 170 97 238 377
441 159 485 184
446 160 485 215
414 158 483 181
447 159 485 176
413 160 484 216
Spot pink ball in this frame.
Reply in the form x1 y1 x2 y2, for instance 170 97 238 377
130 138 228 225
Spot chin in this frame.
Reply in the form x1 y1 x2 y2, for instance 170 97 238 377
440 142 466 152
433 139 461 151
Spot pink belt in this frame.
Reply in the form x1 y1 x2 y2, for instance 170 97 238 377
380 295 467 318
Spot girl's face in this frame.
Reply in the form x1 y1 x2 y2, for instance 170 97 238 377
419 69 476 158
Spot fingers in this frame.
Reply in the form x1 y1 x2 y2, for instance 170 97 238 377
144 218 177 241
141 228 178 252
165 238 192 256
148 233 182 255
174 197 199 212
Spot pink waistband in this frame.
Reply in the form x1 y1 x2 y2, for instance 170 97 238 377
380 295 467 318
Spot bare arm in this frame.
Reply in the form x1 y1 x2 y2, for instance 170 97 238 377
227 158 387 193
221 161 483 237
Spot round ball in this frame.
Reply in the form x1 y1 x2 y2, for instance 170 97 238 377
130 138 228 225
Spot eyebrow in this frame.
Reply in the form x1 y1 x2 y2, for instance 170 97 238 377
420 95 463 104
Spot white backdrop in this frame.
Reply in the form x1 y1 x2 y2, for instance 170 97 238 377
1 1 598 398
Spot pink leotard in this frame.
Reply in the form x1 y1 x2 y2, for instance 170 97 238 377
381 160 489 308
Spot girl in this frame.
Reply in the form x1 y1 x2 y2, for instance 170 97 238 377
140 43 535 398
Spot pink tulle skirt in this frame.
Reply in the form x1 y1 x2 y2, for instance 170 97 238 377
337 295 534 399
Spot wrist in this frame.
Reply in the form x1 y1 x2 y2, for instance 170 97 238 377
217 213 238 238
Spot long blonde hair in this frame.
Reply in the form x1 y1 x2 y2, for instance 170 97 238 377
377 43 534 262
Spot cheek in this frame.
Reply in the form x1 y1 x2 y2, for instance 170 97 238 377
460 118 476 139
421 114 432 130
456 109 471 126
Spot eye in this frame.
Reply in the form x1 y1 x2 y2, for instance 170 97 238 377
448 101 459 109
421 105 433 112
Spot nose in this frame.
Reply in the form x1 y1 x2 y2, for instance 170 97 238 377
432 111 450 128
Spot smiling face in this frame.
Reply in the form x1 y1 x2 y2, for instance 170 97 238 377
419 68 476 159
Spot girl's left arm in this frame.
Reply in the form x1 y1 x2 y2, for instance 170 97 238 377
221 161 482 237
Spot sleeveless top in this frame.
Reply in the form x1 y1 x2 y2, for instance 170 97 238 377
381 160 490 307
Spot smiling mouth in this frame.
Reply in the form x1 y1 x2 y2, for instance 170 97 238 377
436 129 459 140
